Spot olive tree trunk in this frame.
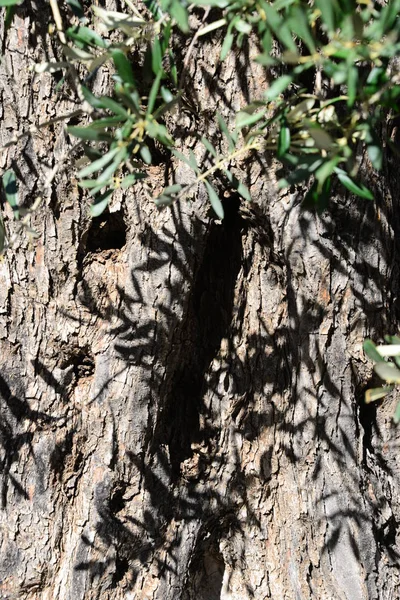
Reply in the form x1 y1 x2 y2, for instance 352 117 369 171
0 4 400 599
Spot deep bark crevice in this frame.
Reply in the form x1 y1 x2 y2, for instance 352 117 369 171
162 195 244 478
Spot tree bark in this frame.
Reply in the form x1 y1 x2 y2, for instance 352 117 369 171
1 3 400 599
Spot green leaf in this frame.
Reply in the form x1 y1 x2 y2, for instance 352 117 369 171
220 31 234 61
63 46 94 61
140 145 152 164
79 179 110 189
66 26 107 48
169 0 189 33
375 345 400 358
188 150 200 174
394 402 400 424
172 149 193 168
145 121 173 146
80 85 107 110
191 0 228 6
66 0 85 20
0 0 22 6
92 6 145 32
308 128 333 150
201 137 217 158
374 362 400 384
2 169 19 220
146 70 163 117
154 194 175 207
315 156 341 188
264 75 292 101
315 0 336 33
384 335 400 345
261 1 297 52
163 184 183 194
85 116 125 129
90 190 114 217
303 177 331 212
161 86 174 104
236 181 251 202
99 96 130 119
111 49 136 86
224 170 251 201
278 122 290 158
365 387 392 404
363 339 385 363
4 5 17 32
197 18 227 37
236 109 266 129
335 169 374 200
77 147 121 178
120 173 146 188
152 38 163 75
96 147 127 184
235 19 252 35
205 180 224 219
367 145 382 171
143 0 164 20
288 6 316 54
67 126 111 141
346 66 358 107
217 113 236 152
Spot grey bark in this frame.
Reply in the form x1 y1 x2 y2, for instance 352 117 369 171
0 3 400 599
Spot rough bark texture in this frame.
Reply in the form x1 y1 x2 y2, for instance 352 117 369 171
1 3 400 599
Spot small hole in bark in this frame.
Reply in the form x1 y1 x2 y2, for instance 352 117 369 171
184 534 225 600
109 484 127 515
86 208 126 252
112 554 129 586
59 346 95 379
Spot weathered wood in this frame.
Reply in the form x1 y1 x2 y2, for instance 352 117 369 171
0 4 399 599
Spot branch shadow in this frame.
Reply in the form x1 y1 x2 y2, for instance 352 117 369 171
65 168 400 597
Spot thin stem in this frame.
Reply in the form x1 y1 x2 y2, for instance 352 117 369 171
172 141 261 204
49 0 66 45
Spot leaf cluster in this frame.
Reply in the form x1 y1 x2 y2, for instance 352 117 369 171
1 1 400 220
364 337 400 423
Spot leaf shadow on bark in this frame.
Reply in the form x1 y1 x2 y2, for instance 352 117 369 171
0 372 58 508
11 174 398 597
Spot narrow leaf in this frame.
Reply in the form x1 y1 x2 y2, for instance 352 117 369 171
77 147 120 178
90 190 114 217
278 122 291 158
120 173 146 188
163 184 183 194
201 137 218 158
220 31 234 61
99 96 130 119
394 402 400 424
264 75 292 101
236 110 266 129
365 387 392 404
67 126 111 141
363 339 385 363
375 345 400 357
111 49 136 86
146 70 162 117
335 169 374 200
205 181 224 219
2 169 19 220
367 145 382 171
374 362 400 384
66 25 107 48
140 145 152 164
